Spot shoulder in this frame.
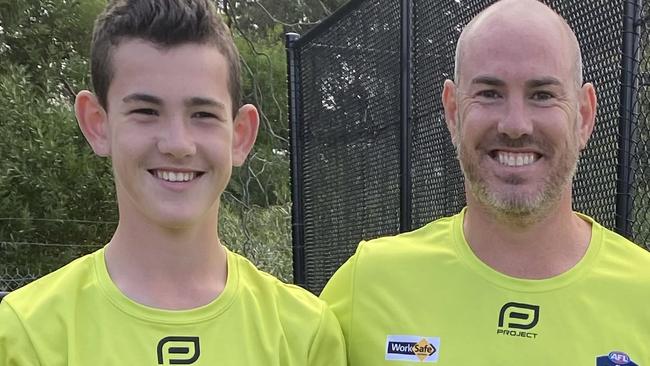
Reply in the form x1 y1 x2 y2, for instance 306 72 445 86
350 213 458 268
2 250 100 320
229 251 345 362
597 222 650 267
320 213 459 315
581 216 650 288
0 250 100 362
230 250 334 324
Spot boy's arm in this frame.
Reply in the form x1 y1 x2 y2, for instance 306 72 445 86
0 300 41 366
307 303 347 366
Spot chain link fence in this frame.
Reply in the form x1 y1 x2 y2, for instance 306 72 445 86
288 0 650 294
631 0 650 249
0 267 41 293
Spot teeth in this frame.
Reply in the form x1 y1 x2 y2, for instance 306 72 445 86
155 170 196 182
497 152 537 167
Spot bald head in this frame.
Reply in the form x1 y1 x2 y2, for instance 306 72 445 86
454 0 583 89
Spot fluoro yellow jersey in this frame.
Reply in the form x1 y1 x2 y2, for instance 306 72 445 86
0 247 346 366
321 209 650 365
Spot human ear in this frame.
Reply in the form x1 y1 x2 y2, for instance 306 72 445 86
442 79 460 146
577 83 597 150
75 90 111 156
231 104 260 167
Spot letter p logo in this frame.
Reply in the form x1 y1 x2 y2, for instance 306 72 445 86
498 302 540 330
157 336 201 365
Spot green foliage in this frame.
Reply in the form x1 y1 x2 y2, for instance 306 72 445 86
0 0 103 103
220 198 292 282
224 0 345 36
229 26 291 207
0 63 117 275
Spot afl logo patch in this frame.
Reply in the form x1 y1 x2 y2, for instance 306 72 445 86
596 351 638 366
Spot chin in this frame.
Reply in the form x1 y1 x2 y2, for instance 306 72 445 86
152 217 198 230
479 185 563 225
147 207 209 230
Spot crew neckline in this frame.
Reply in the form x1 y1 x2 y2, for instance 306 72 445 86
93 246 239 324
452 208 603 293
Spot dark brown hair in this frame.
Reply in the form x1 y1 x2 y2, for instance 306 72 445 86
91 0 241 115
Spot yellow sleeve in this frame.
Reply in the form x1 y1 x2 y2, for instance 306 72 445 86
307 302 347 366
319 244 360 349
0 300 41 366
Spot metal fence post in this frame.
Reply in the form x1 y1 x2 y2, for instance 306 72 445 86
400 0 414 233
616 0 642 238
286 32 306 287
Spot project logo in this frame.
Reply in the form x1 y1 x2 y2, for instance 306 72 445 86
496 302 540 340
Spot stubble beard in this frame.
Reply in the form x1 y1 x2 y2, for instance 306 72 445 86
456 124 581 227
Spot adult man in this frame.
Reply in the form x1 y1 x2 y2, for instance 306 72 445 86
321 0 650 364
0 1 346 364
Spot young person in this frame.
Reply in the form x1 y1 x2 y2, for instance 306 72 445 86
321 0 650 364
0 1 346 364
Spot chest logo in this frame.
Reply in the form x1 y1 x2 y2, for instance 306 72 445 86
385 335 440 363
596 351 638 366
157 336 201 365
497 302 540 340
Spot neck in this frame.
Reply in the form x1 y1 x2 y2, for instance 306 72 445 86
463 191 592 279
105 207 227 310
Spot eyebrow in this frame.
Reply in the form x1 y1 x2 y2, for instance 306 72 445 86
525 77 563 88
470 76 506 87
122 93 162 105
122 94 226 110
470 76 564 88
185 97 226 110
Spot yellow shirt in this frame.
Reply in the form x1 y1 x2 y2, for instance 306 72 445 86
0 248 346 365
321 210 650 365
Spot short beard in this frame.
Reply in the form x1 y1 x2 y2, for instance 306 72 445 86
457 132 580 227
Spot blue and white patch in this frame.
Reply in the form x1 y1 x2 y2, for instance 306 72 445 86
596 351 638 366
385 335 440 363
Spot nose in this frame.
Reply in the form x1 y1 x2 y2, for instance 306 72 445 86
157 117 197 158
497 97 533 139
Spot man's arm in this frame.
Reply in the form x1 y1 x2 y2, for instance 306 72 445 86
307 303 347 366
320 248 359 346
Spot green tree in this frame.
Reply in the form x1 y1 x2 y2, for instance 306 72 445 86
0 1 115 287
223 0 345 35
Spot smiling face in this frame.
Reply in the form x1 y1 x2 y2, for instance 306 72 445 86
442 2 596 222
75 39 258 230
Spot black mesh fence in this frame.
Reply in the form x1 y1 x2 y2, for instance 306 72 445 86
288 0 403 293
288 0 649 294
